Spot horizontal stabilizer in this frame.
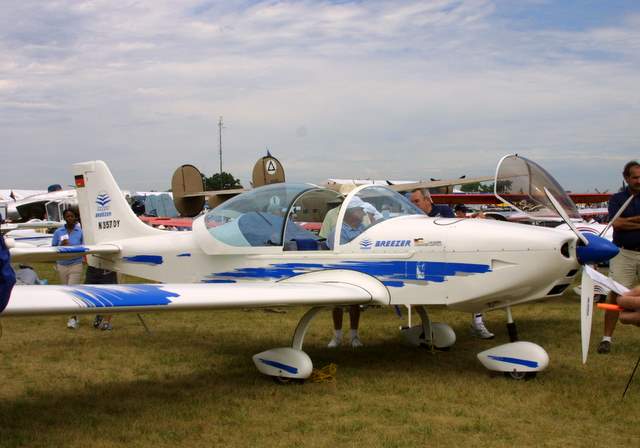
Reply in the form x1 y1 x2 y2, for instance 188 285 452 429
9 244 120 263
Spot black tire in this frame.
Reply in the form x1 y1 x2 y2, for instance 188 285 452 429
273 376 304 385
504 371 537 380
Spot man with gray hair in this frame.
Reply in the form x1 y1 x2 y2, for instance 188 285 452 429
598 160 640 354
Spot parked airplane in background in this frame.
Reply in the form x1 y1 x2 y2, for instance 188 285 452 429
4 189 77 222
2 155 619 381
2 228 53 248
324 176 494 195
0 189 48 203
427 192 611 206
172 151 502 218
171 152 286 217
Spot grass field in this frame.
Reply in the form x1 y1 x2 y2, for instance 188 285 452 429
1 263 640 447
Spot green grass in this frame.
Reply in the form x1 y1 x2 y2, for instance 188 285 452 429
1 264 640 447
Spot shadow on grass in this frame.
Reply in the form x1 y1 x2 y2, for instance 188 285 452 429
0 330 498 444
1 305 593 446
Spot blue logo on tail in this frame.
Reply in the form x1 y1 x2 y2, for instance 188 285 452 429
96 193 111 207
96 192 112 218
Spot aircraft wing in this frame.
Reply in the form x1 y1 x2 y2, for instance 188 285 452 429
2 281 375 316
8 244 120 262
1 220 62 231
387 176 494 192
428 193 612 205
182 188 246 198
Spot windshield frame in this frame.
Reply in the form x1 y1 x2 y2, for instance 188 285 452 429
493 154 580 221
334 184 423 252
200 183 316 252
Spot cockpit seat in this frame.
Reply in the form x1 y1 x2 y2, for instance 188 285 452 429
295 239 319 251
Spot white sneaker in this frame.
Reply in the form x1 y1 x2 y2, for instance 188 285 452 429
470 323 494 339
67 317 79 330
327 336 342 348
350 336 363 348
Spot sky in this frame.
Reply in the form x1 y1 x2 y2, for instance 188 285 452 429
1 0 639 192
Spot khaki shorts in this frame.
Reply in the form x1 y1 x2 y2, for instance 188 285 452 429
56 263 84 285
607 248 640 302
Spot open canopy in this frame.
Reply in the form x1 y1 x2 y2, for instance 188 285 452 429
494 154 581 221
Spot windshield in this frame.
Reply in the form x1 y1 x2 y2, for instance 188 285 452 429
204 183 314 247
336 186 423 246
494 154 580 221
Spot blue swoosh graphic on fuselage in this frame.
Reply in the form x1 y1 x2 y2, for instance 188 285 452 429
205 260 491 287
123 255 164 265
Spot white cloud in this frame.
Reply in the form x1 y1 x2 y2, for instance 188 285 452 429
0 1 638 192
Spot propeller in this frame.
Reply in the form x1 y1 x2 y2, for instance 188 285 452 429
543 187 622 363
598 194 633 239
544 188 588 245
580 272 594 364
575 195 633 363
495 154 627 364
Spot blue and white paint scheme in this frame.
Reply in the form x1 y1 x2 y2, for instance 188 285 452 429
3 229 52 248
4 155 620 379
477 342 549 374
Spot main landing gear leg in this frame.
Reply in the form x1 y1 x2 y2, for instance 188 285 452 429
476 306 548 379
252 306 324 381
415 305 434 349
505 306 518 342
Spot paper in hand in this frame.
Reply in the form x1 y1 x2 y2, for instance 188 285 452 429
584 265 629 296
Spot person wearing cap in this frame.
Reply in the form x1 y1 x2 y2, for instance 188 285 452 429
326 197 369 250
409 191 495 339
326 197 370 348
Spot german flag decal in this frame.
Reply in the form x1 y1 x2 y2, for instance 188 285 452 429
74 175 85 188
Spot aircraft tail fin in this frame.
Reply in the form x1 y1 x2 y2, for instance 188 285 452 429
73 161 161 244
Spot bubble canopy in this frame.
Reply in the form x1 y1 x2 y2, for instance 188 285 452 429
203 183 316 247
194 182 425 254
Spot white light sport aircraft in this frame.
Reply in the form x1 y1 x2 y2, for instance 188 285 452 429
1 155 619 380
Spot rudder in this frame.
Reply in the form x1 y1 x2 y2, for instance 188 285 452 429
73 161 160 244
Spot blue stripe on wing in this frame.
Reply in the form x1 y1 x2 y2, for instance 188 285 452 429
67 285 178 308
56 246 90 254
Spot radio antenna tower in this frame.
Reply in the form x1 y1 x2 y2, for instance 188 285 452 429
218 116 224 176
